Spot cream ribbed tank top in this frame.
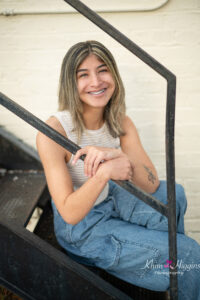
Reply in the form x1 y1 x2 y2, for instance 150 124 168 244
53 110 120 206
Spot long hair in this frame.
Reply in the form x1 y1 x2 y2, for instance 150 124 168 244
58 40 126 140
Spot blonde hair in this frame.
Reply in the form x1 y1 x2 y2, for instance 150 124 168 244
58 40 126 140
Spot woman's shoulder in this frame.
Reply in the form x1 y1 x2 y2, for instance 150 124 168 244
119 115 140 146
36 115 71 162
36 116 67 148
46 116 67 136
122 115 136 133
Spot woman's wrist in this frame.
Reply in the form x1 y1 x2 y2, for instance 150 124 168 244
95 165 110 183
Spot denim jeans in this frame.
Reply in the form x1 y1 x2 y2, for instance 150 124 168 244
52 181 200 300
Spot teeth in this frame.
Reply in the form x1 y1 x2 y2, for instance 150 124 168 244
89 89 105 95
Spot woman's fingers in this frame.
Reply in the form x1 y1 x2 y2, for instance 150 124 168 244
72 148 86 165
92 155 104 176
97 155 134 182
128 170 133 181
72 146 123 178
85 152 103 177
73 147 121 165
85 153 95 177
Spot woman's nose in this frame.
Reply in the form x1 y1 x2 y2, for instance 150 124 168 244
90 73 101 87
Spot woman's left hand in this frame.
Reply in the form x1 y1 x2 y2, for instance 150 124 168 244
72 146 123 177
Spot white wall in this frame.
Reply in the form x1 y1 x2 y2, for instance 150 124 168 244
0 0 200 241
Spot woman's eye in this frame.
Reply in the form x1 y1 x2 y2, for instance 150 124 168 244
79 73 88 78
99 69 107 73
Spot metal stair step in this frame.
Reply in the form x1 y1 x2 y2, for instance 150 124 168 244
0 171 46 227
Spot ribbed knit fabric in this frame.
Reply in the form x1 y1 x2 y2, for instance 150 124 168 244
53 110 120 206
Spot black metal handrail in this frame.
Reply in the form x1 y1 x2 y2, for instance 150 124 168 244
0 92 168 217
0 0 178 298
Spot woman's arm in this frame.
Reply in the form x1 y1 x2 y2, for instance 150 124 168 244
72 117 159 194
36 117 132 225
120 116 160 193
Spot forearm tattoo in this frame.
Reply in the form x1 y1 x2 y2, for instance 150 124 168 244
143 165 156 184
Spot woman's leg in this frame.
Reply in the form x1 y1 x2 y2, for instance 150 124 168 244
52 196 200 300
109 180 187 233
96 219 200 300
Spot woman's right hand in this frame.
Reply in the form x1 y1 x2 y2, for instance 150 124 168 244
97 154 134 182
72 146 123 177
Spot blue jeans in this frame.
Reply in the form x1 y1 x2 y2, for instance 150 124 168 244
52 181 200 300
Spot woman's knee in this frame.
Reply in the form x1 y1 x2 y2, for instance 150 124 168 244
153 181 187 210
177 233 200 261
175 183 187 213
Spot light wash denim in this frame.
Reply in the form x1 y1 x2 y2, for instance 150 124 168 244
52 181 200 300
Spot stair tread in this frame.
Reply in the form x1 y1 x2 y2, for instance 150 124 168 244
0 172 46 226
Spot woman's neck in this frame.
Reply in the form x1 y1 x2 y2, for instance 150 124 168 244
82 108 104 130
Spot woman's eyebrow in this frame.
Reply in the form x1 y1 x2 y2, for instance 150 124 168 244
97 63 107 69
77 68 87 73
77 63 107 73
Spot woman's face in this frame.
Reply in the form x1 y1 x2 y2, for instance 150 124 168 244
76 54 115 110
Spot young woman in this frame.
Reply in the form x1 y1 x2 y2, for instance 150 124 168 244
36 40 200 299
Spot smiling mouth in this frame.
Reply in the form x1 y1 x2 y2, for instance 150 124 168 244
88 88 106 95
